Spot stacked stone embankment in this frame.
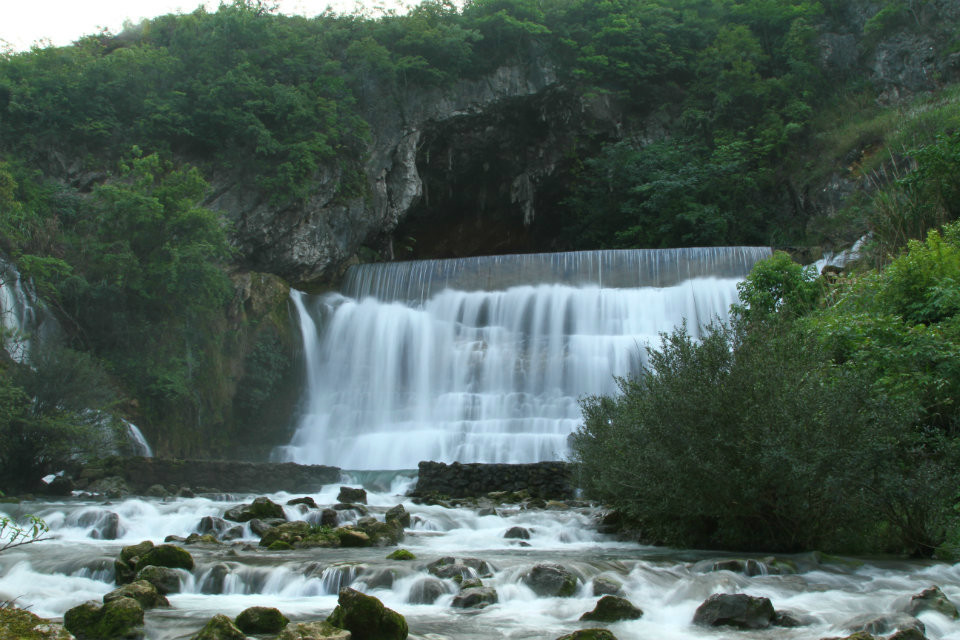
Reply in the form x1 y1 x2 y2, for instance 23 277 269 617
413 461 574 499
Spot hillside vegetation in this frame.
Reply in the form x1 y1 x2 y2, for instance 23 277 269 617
0 0 958 506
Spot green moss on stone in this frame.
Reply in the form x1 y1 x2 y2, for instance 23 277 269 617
386 549 416 560
326 587 407 640
235 606 289 634
1 606 72 639
191 614 246 640
138 544 194 571
268 540 294 550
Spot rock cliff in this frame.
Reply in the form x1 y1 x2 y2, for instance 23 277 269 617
205 2 959 289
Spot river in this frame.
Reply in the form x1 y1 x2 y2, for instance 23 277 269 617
2 477 959 640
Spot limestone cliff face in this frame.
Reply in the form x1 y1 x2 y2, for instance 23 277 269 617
206 6 960 288
207 57 568 289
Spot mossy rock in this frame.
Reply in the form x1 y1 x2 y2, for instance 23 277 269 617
359 518 404 546
260 521 311 547
385 504 410 527
268 540 295 550
335 526 372 547
135 565 181 594
301 527 341 548
278 621 351 640
556 630 618 640
580 595 644 622
386 549 416 560
235 606 289 634
103 580 169 609
190 614 246 640
64 597 145 640
138 544 194 571
0 606 71 639
119 541 155 565
327 587 408 640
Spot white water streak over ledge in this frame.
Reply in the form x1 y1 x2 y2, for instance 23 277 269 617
278 247 772 469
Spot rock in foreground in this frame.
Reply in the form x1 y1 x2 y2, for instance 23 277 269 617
327 587 407 640
64 598 144 640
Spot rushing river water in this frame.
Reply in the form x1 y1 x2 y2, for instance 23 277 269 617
2 478 959 640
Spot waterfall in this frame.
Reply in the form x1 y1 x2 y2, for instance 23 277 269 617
0 256 38 363
124 420 154 457
277 247 771 469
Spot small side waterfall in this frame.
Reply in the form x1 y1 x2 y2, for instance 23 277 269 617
278 247 771 469
1 256 38 363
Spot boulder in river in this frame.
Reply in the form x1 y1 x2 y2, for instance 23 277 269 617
556 630 618 640
387 549 416 560
287 496 319 509
591 576 624 597
64 597 144 640
138 544 194 572
522 563 578 597
452 586 499 609
693 593 776 629
327 587 408 640
337 486 368 504
844 612 925 636
235 606 290 634
385 504 411 527
321 508 339 527
197 516 229 536
115 540 155 585
224 496 286 522
336 526 372 547
580 595 644 622
190 614 246 640
906 586 959 619
103 580 169 609
408 576 449 604
278 621 351 640
504 526 530 540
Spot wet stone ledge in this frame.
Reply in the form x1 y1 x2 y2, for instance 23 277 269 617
413 461 574 499
79 456 341 494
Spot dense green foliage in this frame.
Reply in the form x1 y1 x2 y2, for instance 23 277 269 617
574 236 960 556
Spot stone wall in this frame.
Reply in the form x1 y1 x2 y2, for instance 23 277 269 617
79 457 341 494
412 461 574 499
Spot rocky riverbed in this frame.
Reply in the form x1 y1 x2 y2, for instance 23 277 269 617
2 476 960 640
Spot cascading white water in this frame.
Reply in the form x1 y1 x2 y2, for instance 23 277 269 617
0 256 38 363
278 247 771 469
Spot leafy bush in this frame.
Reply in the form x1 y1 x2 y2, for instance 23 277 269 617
574 250 960 555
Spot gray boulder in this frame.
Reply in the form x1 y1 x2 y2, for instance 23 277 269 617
134 565 181 595
408 576 449 604
693 593 776 629
580 595 643 622
523 563 578 597
452 586 499 609
906 586 959 619
337 487 368 504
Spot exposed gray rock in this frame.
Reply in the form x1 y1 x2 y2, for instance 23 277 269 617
906 586 959 619
452 586 499 609
693 593 776 629
591 576 624 597
408 577 449 604
135 565 181 595
522 563 578 597
337 487 368 504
